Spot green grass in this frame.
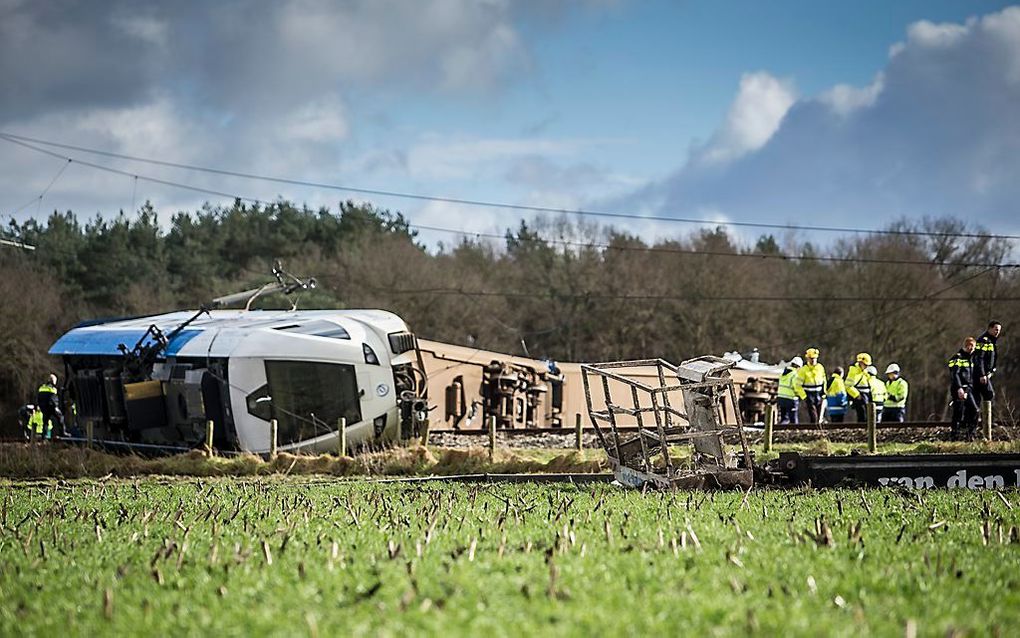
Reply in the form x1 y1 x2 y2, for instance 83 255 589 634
2 478 1020 636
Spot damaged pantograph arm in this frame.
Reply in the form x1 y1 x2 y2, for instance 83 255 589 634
581 356 753 490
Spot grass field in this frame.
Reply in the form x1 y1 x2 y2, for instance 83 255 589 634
3 478 1020 636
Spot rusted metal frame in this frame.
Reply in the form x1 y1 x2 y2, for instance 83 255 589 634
642 427 739 441
581 365 656 393
586 359 664 370
600 373 624 461
656 378 730 394
580 367 611 454
628 383 653 472
727 381 753 471
646 385 674 477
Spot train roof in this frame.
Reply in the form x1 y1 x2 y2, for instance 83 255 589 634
49 309 409 358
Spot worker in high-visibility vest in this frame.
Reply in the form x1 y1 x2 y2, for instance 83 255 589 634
777 356 804 424
796 347 827 424
866 366 885 422
883 363 909 423
36 374 62 440
17 404 39 441
845 353 873 422
825 367 848 423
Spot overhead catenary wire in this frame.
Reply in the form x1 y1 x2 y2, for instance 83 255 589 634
2 133 1017 271
2 130 1020 242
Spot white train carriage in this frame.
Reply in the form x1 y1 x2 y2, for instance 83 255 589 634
49 309 427 454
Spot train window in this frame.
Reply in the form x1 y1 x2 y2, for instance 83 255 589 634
264 360 361 444
245 384 272 421
274 320 350 340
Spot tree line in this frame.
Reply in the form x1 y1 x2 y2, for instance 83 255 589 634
1 199 1016 431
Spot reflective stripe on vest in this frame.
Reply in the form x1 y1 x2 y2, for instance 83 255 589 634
38 384 57 394
885 377 908 409
947 358 970 368
778 371 799 400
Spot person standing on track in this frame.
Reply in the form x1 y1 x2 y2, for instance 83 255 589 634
825 367 848 423
948 337 979 441
866 366 885 422
796 347 826 424
36 374 62 440
973 320 1001 407
845 353 873 422
777 356 804 425
883 363 909 423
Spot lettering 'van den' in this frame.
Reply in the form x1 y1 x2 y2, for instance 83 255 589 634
945 469 1020 489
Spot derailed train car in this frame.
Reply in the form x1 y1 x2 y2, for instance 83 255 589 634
48 309 428 454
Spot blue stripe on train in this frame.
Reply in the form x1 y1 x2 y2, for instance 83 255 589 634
48 329 201 357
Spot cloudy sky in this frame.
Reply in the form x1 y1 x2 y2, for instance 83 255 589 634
2 0 1019 246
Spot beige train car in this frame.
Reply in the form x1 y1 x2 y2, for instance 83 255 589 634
419 340 761 431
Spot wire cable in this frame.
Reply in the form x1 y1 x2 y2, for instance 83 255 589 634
3 130 1019 242
3 133 1017 270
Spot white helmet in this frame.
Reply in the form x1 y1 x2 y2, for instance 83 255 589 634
790 356 804 367
865 365 878 376
885 363 900 375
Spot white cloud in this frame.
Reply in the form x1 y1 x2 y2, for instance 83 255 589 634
694 72 797 166
625 6 1020 235
280 96 349 143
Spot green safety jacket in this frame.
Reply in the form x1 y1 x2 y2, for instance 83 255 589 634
869 376 887 406
28 409 44 434
845 365 871 400
885 377 908 409
796 363 826 396
778 369 800 400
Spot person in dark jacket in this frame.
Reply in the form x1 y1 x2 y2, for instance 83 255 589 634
973 320 1001 404
36 374 63 439
948 337 978 441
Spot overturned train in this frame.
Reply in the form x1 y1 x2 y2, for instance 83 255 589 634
49 309 428 454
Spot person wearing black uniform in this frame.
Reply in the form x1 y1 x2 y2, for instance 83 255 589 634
17 404 37 441
973 320 1001 405
948 337 978 441
36 374 63 439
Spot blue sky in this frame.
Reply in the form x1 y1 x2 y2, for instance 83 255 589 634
1 0 1018 246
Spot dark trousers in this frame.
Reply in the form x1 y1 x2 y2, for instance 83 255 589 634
951 392 978 439
975 378 994 402
803 391 824 424
852 394 871 422
828 412 845 423
883 407 905 423
778 397 799 424
40 407 62 439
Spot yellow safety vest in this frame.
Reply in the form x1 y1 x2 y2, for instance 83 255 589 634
885 377 908 409
845 365 871 399
29 410 44 434
826 374 846 397
869 376 886 405
796 363 827 394
38 383 57 395
778 369 800 400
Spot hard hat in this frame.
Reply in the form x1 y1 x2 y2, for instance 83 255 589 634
805 347 819 358
865 365 878 376
885 363 900 375
790 356 804 367
856 352 872 366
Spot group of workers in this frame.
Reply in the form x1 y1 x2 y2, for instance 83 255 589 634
17 374 64 441
777 348 909 426
775 320 1002 440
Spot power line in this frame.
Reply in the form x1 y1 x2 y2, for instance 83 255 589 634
758 266 1000 352
412 223 1018 269
0 135 263 206
3 133 1017 270
356 284 1015 304
2 130 1019 242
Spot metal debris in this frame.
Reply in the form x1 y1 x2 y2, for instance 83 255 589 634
581 356 753 490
